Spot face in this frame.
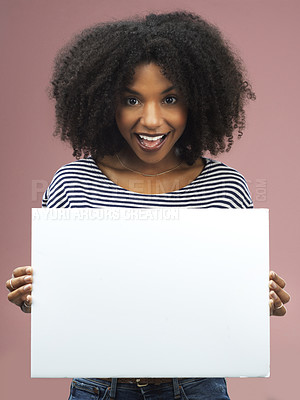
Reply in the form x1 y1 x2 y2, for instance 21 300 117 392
115 63 188 170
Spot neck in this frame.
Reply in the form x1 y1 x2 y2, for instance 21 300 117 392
118 148 181 176
116 154 182 177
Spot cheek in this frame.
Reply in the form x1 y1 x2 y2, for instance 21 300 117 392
115 109 133 133
172 109 188 130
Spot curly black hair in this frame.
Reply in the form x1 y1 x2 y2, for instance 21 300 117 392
50 11 256 164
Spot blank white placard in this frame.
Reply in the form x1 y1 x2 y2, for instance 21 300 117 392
31 208 270 378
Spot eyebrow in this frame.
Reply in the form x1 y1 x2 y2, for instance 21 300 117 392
124 86 175 95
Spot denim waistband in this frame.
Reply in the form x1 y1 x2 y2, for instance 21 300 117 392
73 377 208 399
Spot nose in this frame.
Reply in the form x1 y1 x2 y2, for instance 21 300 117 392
140 102 163 130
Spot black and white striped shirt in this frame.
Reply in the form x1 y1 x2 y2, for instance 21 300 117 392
42 157 253 209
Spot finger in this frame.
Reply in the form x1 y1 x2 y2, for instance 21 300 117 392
270 291 286 316
12 266 33 278
269 280 290 304
269 298 274 316
7 284 32 307
5 278 16 292
5 274 33 292
269 271 286 289
273 303 286 316
21 295 32 313
25 294 32 305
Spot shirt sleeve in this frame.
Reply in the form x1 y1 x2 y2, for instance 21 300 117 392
41 167 71 208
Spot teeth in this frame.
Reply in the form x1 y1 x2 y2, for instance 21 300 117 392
138 134 165 141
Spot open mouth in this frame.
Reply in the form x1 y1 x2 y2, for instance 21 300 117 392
135 132 170 150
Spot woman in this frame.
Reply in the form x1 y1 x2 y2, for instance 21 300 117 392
6 11 290 400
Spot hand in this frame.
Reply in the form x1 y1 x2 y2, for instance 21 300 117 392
269 271 290 316
6 266 33 313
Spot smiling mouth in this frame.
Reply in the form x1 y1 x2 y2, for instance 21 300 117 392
135 132 170 150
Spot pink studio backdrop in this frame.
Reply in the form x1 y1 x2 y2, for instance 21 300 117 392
1 1 299 399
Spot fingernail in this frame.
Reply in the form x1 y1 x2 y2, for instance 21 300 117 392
23 284 31 291
26 295 31 302
24 276 31 282
26 267 32 274
271 291 278 300
270 281 277 289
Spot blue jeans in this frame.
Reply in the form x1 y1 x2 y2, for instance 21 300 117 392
68 378 230 400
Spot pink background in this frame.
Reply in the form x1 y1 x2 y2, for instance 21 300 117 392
1 0 299 399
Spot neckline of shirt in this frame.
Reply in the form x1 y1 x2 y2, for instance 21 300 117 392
86 157 213 196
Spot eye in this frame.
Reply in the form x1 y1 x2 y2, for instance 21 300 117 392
126 97 139 106
163 96 177 105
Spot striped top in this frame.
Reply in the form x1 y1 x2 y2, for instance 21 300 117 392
42 157 253 209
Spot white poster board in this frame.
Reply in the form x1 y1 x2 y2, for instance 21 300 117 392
31 208 270 378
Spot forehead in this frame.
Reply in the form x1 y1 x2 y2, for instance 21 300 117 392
127 63 174 91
